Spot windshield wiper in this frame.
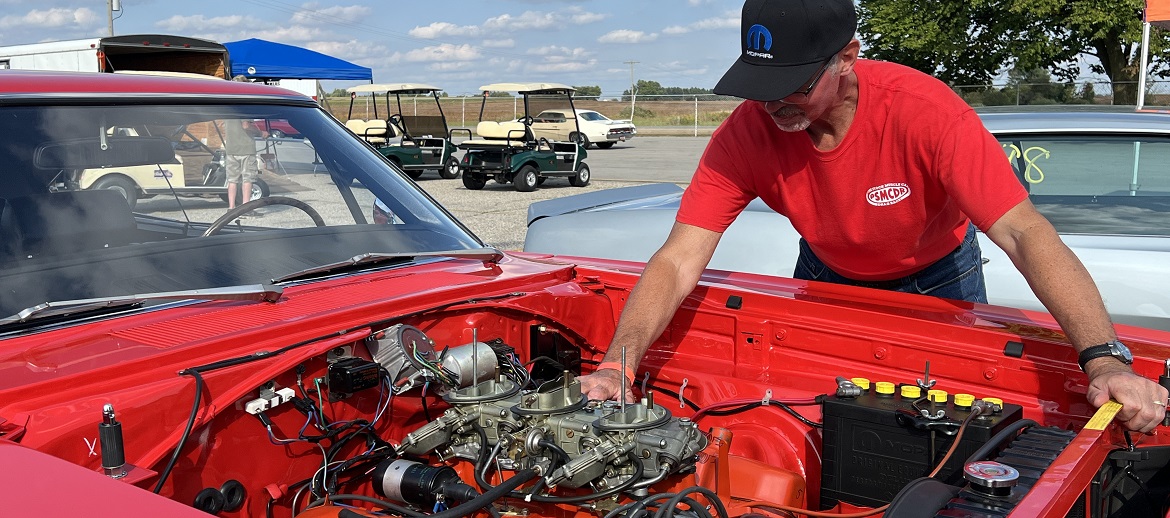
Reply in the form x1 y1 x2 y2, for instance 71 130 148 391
272 248 504 284
0 284 283 327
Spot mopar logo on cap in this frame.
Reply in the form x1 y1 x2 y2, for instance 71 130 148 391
745 24 774 59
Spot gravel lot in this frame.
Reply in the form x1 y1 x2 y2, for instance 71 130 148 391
414 177 651 251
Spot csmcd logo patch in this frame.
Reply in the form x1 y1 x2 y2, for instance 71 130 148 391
866 183 911 206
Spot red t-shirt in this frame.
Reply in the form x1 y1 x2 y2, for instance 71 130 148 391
676 59 1027 280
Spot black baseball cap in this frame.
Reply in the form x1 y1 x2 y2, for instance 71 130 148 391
713 0 857 102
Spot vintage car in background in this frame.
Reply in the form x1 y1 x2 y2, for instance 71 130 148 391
530 108 636 149
5 72 1170 518
525 111 1170 332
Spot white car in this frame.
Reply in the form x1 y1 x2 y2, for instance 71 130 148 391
530 108 635 149
525 110 1170 331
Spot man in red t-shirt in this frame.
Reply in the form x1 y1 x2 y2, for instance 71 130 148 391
580 0 1167 433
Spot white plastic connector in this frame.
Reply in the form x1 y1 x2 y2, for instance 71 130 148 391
244 387 296 415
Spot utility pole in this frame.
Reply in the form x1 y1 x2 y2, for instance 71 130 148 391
624 60 639 122
107 0 121 36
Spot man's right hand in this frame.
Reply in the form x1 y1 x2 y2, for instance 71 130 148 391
580 369 636 402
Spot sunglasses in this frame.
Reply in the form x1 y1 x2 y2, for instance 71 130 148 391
780 59 833 102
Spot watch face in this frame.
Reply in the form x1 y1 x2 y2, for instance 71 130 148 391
1111 341 1134 363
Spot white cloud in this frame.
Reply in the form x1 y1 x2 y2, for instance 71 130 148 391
290 4 371 24
598 30 658 44
307 40 395 68
481 38 515 48
155 14 253 32
0 7 98 29
526 45 591 59
566 6 608 24
484 11 558 31
402 43 481 63
255 26 327 43
662 13 738 35
409 22 481 39
426 61 473 72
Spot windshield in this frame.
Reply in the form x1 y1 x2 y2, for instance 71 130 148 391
0 102 482 316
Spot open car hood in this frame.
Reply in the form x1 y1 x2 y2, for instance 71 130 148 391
4 251 1170 517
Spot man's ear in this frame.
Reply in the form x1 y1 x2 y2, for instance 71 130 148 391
836 39 862 76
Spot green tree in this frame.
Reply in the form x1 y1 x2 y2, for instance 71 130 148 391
573 85 602 99
858 0 1170 104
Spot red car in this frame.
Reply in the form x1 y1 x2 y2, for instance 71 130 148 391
2 70 1170 518
254 118 302 139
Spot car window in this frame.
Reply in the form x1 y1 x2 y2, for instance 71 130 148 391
995 134 1170 236
0 103 482 317
578 112 607 121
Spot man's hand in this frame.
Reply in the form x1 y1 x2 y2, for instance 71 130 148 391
1085 360 1168 433
580 369 636 403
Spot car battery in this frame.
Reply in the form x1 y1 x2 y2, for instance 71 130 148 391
820 382 1023 509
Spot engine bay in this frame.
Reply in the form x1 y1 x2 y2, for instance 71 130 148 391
5 276 1170 518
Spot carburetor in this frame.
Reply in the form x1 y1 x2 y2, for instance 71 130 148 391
396 368 707 492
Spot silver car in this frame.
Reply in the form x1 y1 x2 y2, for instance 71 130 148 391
524 110 1170 331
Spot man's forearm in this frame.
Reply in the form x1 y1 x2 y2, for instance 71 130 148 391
1009 226 1116 350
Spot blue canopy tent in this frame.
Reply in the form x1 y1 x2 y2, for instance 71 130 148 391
222 38 371 81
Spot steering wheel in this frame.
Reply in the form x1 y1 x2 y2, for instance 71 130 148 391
521 115 535 126
203 196 327 237
388 114 404 126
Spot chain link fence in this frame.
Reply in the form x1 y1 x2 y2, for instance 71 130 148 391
323 81 1170 136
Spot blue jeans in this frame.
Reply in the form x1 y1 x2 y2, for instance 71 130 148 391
793 223 988 303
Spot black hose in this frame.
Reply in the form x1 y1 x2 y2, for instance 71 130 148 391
655 486 728 518
537 439 572 467
531 450 644 504
964 419 1037 465
607 493 676 518
471 423 496 491
301 494 424 517
427 469 537 518
153 369 204 494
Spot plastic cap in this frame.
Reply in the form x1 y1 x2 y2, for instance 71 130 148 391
954 393 976 408
900 385 921 398
982 397 1004 412
850 377 870 390
875 382 895 395
928 389 948 403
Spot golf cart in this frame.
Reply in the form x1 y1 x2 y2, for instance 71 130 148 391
455 82 590 192
66 121 271 209
344 84 460 180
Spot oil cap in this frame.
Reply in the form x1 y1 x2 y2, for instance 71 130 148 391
964 461 1019 497
875 382 895 396
954 393 975 409
850 377 870 391
928 389 948 404
900 385 921 398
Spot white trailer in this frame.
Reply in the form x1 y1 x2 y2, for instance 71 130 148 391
0 34 230 78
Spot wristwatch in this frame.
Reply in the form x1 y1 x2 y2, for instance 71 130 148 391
1077 340 1134 371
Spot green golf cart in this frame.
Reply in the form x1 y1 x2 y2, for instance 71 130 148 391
454 82 590 192
344 83 460 180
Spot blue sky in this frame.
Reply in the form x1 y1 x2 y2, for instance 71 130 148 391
0 0 745 95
